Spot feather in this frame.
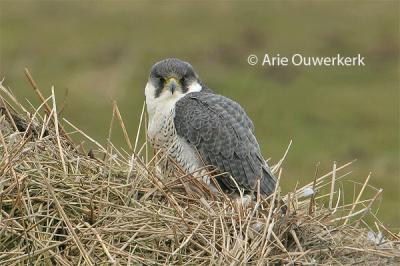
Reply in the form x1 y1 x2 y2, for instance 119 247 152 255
174 91 276 195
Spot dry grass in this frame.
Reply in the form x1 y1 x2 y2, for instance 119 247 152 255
0 73 399 265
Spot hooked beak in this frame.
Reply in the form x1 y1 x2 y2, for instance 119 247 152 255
164 77 180 94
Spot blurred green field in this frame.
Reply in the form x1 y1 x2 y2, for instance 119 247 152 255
0 1 399 226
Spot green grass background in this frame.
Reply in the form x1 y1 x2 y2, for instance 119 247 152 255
1 1 399 227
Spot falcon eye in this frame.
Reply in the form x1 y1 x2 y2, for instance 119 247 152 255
155 76 164 87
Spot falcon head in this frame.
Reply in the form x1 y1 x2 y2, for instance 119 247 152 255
145 58 203 110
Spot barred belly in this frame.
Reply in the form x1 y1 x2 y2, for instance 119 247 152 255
148 110 206 180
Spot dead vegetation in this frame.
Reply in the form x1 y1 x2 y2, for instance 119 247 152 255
0 72 399 265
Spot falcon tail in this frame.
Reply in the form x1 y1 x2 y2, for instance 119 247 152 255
260 165 287 213
260 165 277 195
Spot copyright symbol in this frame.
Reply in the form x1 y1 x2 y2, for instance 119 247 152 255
247 54 258 66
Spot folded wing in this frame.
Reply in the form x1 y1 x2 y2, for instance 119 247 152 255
174 92 276 195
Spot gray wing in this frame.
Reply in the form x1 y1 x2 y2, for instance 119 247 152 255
174 92 276 195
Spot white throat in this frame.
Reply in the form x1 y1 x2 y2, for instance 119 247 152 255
145 81 202 120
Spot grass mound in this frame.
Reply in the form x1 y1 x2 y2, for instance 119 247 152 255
0 74 399 265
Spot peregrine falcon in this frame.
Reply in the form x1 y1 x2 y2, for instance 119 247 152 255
144 58 276 196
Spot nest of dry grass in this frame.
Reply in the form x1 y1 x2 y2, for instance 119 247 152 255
0 73 399 265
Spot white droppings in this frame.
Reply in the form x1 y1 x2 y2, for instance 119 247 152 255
235 194 253 207
252 222 263 232
367 231 384 245
303 187 315 197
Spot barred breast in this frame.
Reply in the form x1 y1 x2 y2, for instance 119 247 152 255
148 108 204 179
